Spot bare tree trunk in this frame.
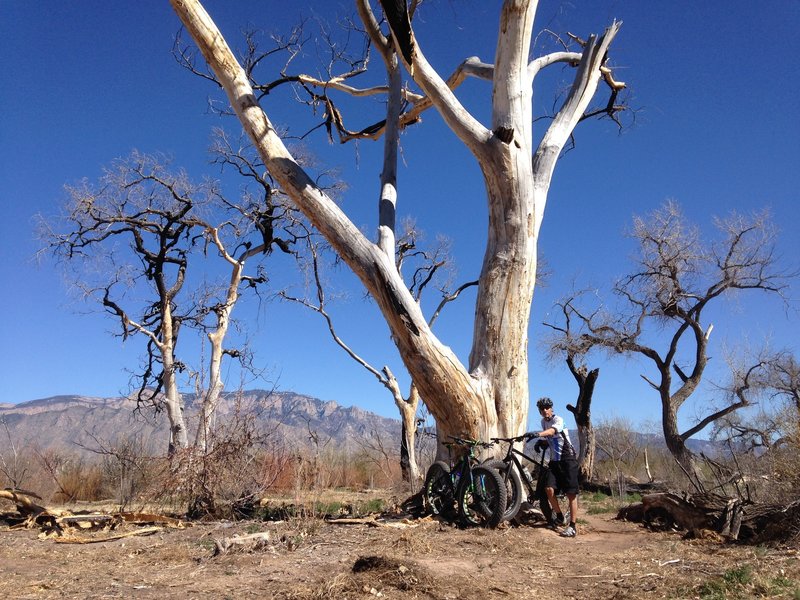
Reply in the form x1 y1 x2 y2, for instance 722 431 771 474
565 357 599 483
398 386 421 483
196 233 263 452
161 311 188 455
380 367 421 482
660 370 702 481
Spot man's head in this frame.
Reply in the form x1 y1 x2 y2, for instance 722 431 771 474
536 397 554 418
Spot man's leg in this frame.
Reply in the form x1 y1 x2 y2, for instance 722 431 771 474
560 460 580 537
567 493 578 524
545 486 563 526
546 486 561 514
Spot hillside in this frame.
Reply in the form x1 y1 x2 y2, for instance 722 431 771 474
0 391 720 460
0 390 401 457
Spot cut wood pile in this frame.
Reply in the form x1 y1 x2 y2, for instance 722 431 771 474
617 491 800 544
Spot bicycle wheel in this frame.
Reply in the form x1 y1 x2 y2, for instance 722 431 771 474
456 465 507 528
424 461 456 518
482 459 523 522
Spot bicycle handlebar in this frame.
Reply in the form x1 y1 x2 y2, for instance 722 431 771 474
446 435 495 449
490 433 534 444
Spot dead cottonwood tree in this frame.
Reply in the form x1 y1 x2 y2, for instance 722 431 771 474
43 151 293 458
283 224 461 482
712 349 800 500
170 0 626 446
44 153 206 455
544 295 601 482
554 202 794 476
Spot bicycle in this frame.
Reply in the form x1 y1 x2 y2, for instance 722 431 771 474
486 434 565 524
423 436 507 528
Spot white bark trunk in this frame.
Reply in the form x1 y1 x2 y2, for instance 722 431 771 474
197 230 264 452
383 368 421 482
161 304 188 455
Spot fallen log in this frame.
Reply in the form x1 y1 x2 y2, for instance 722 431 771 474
56 514 121 531
327 516 424 528
212 531 272 556
119 512 186 528
641 492 721 532
53 526 162 544
618 491 800 544
0 489 49 517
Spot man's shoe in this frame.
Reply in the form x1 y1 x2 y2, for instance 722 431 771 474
555 513 566 526
560 525 577 537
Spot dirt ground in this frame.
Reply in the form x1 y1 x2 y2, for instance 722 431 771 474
1 499 799 599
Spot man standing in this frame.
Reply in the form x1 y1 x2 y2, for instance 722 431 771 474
532 397 580 537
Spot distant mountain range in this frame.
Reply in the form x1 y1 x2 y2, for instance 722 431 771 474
0 390 401 458
0 391 717 460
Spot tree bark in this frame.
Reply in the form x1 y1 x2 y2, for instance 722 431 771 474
160 297 188 456
196 230 265 452
398 386 421 483
566 358 599 483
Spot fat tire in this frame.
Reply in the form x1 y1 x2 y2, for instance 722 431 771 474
482 459 523 522
456 465 507 529
424 461 456 518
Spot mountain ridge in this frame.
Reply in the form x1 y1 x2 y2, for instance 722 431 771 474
1 391 718 458
0 390 401 457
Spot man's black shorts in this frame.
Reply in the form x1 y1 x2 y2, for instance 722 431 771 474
545 458 580 495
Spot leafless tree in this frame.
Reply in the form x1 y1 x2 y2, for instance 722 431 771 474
169 0 628 448
544 294 600 483
42 153 210 455
0 418 30 490
766 351 800 413
41 149 294 458
595 416 640 499
713 349 799 453
281 222 460 483
192 130 307 452
552 201 794 475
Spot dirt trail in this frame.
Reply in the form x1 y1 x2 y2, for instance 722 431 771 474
1 511 797 599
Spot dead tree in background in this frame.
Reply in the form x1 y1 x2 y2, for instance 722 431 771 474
43 153 207 455
566 356 599 483
193 129 305 452
544 294 600 482
711 348 800 502
281 223 462 483
556 201 794 477
42 150 291 458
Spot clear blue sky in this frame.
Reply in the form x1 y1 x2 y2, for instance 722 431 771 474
2 1 798 435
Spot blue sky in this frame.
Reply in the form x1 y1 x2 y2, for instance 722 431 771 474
2 1 798 435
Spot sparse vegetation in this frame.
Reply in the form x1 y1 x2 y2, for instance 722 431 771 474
683 562 800 600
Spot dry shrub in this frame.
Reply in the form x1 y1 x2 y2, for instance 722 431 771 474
94 434 157 508
178 436 293 519
394 529 432 555
34 449 108 502
3 401 407 517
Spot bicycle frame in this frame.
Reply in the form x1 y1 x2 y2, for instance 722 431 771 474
443 437 489 492
423 435 505 527
503 439 538 496
490 434 561 523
